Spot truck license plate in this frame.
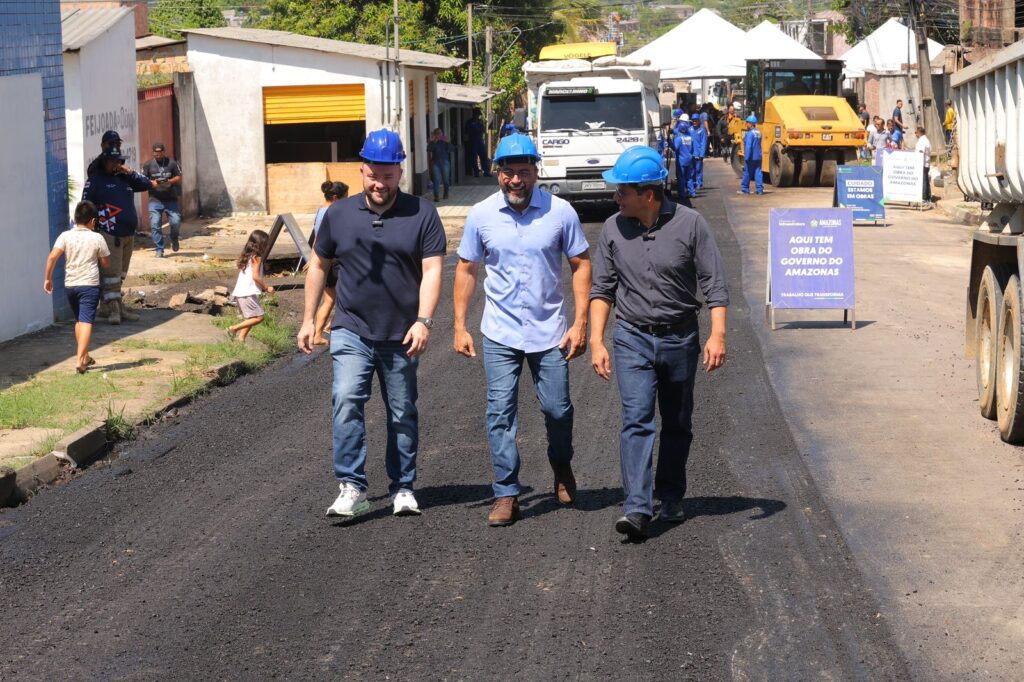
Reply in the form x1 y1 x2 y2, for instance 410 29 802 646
821 134 833 141
582 181 605 190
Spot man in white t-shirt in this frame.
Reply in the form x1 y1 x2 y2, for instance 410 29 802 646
915 126 932 202
44 201 111 372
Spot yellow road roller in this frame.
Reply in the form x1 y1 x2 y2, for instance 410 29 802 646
731 59 865 186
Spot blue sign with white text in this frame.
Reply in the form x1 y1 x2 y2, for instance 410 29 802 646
835 165 885 223
769 208 855 309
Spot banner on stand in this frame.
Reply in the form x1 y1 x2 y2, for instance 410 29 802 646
768 207 855 311
834 165 885 223
881 150 923 203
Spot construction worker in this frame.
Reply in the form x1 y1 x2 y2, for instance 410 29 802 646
739 115 763 196
691 112 709 190
943 100 955 149
672 115 694 207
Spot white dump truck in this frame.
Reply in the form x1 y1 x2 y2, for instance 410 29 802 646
520 56 665 203
958 39 1024 442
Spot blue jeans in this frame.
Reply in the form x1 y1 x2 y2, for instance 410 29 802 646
613 319 700 517
330 327 419 494
741 159 763 194
482 337 574 498
430 158 451 196
148 197 181 252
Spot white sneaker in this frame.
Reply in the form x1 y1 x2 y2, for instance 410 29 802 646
392 489 422 516
326 482 369 518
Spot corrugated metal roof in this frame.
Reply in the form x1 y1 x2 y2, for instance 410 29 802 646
136 34 186 51
62 7 133 52
437 83 501 105
185 27 466 71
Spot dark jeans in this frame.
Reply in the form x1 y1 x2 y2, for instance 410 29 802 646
613 318 700 517
469 141 490 177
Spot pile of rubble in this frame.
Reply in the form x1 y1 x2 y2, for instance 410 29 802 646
127 285 235 316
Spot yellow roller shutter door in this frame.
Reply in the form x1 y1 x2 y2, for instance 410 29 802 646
263 84 365 125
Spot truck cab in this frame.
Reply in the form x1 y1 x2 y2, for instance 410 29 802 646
523 56 663 203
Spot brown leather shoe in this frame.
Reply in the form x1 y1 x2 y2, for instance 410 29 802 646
487 496 521 526
552 462 577 505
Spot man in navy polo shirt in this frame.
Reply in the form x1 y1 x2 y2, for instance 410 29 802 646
453 133 591 527
298 129 446 520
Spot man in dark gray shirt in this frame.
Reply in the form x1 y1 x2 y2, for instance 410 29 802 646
589 146 729 541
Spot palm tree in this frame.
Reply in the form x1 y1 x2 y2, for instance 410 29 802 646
550 0 603 43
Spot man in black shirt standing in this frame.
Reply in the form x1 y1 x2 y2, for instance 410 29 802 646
297 129 446 520
142 142 182 257
589 146 729 541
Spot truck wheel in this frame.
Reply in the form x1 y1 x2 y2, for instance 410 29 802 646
996 275 1024 442
977 265 1010 418
797 150 817 186
731 147 743 178
819 151 839 186
769 144 794 186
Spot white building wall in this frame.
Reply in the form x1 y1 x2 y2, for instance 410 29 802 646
0 74 56 342
64 13 139 214
188 35 400 213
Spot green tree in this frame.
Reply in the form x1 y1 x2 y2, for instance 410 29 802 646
149 0 225 39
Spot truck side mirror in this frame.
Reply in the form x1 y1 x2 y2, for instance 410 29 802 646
660 105 671 127
513 107 527 130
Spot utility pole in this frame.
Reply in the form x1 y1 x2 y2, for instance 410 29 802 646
392 0 402 127
467 3 474 86
907 0 943 148
485 24 493 159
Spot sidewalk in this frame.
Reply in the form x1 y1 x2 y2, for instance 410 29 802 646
1 174 496 487
127 176 497 283
707 161 1023 680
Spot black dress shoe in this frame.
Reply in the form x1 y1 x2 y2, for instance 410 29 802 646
615 512 650 541
658 500 686 523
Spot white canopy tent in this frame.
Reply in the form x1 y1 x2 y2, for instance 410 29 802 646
628 8 747 79
745 20 821 60
842 17 943 77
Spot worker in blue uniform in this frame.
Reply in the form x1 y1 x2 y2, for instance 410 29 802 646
672 117 694 205
740 114 763 195
691 112 709 190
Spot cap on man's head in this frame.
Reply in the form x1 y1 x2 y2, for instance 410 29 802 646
102 130 122 145
152 142 166 151
100 148 126 163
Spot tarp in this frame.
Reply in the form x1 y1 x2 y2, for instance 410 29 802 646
628 8 747 79
745 20 821 60
842 17 944 78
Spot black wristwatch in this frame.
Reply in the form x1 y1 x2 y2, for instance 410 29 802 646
416 316 434 329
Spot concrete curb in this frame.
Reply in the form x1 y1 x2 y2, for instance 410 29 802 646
51 421 108 469
2 359 252 508
10 454 64 505
938 201 983 227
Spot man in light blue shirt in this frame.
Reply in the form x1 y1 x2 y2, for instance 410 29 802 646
453 133 592 527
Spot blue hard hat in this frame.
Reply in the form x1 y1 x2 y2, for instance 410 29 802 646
602 146 668 185
746 114 758 124
672 107 683 118
679 121 691 132
360 128 406 163
493 133 541 165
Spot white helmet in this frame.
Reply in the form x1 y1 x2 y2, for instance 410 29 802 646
678 113 690 121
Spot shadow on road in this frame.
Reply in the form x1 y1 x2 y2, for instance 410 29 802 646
645 495 787 540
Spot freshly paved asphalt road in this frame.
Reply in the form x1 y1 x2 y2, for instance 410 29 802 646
0 182 911 680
